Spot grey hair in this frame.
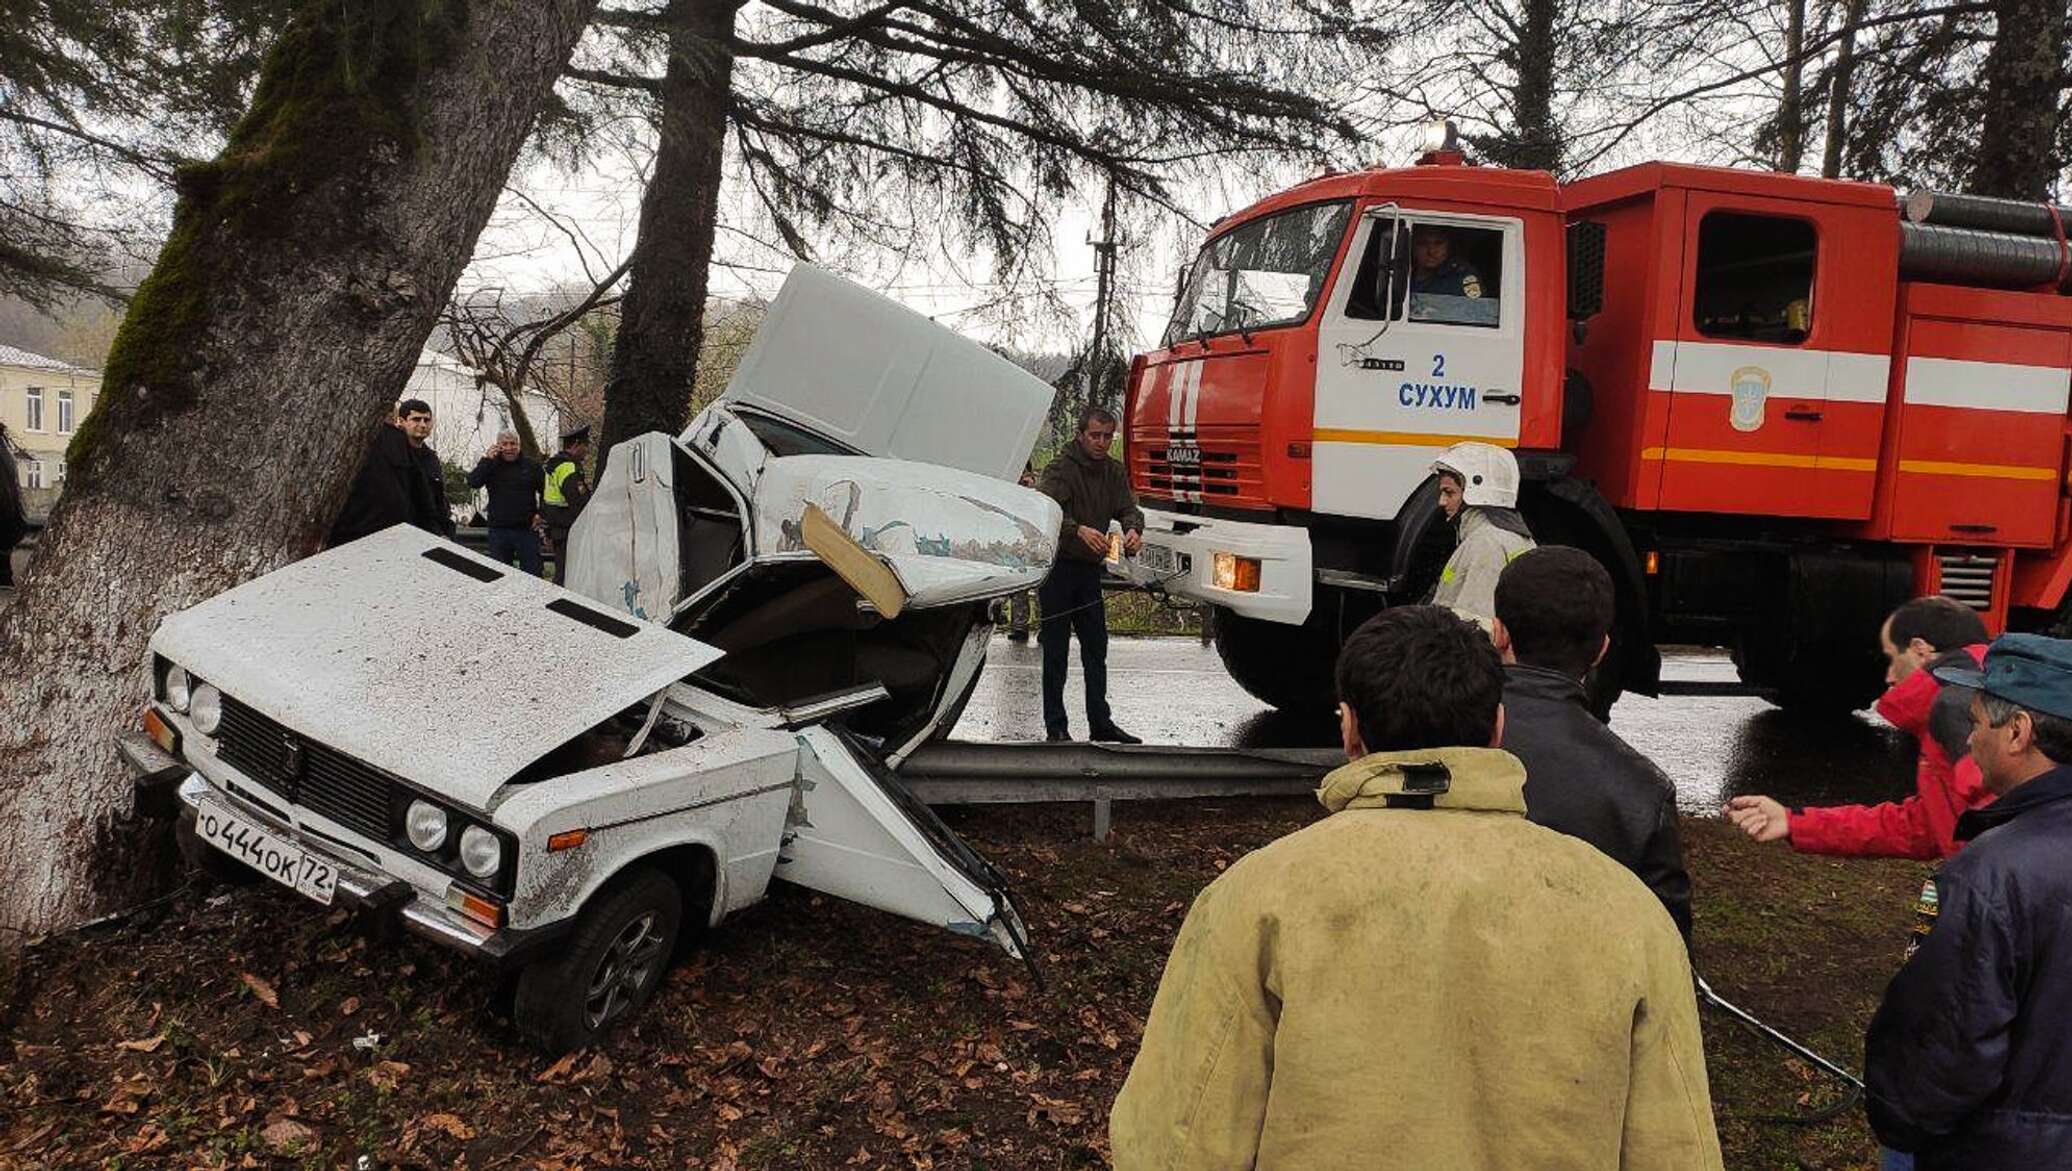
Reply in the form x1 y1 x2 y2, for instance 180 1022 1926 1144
497 430 519 442
1979 693 2072 764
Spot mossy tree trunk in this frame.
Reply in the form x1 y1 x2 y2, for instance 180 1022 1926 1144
598 0 743 459
0 0 599 949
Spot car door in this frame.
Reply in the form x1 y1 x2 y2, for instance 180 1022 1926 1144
567 432 752 621
777 725 1031 961
1311 207 1528 520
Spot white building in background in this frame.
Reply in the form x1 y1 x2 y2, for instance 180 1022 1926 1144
0 343 101 515
404 348 561 466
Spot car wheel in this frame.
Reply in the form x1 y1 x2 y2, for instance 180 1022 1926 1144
514 868 682 1054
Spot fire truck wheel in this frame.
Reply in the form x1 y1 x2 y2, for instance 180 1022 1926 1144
1737 641 1882 717
1769 669 1884 717
515 867 683 1055
1582 642 1623 722
1212 606 1338 712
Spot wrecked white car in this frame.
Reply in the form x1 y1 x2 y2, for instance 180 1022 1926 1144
119 265 1060 1052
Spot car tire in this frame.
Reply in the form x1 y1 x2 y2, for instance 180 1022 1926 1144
514 868 682 1054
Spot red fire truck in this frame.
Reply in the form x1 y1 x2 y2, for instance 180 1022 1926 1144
1124 141 2072 714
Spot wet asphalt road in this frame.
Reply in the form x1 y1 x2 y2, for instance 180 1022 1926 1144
951 634 1919 816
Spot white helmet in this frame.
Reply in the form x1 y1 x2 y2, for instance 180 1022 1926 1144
1430 442 1520 509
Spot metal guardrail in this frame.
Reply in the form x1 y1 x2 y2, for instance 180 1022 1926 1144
900 741 1339 839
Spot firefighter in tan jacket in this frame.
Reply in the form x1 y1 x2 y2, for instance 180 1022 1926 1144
1428 441 1535 626
1111 606 1721 1171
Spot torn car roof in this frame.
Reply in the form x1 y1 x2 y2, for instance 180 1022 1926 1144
719 264 1055 483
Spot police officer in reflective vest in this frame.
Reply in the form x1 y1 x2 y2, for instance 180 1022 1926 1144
542 424 594 585
1409 226 1484 299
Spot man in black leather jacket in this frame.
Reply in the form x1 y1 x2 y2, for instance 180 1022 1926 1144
1492 546 1693 946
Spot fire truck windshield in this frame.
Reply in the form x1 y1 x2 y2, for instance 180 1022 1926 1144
1162 200 1351 347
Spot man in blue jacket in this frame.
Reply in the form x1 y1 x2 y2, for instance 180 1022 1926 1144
1865 632 2072 1169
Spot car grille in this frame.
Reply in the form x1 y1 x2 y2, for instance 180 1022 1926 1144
216 696 395 843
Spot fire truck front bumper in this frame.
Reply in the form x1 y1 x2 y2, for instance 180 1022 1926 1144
1123 508 1312 625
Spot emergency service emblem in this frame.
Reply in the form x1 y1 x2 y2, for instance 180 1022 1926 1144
1729 365 1771 432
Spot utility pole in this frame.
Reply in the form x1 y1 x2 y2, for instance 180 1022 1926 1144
1086 172 1119 411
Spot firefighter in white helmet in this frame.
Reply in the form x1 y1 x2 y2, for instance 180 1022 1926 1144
1428 442 1535 626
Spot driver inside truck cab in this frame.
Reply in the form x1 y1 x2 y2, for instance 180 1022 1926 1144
1409 226 1484 299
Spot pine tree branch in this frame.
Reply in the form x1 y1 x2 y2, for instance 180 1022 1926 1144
564 66 662 92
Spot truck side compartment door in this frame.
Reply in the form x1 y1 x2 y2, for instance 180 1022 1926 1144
778 725 1030 961
1656 197 1879 519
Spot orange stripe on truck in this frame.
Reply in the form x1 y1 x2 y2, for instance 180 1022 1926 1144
1313 429 1518 448
1639 447 1877 472
1638 447 2057 481
1894 459 2059 482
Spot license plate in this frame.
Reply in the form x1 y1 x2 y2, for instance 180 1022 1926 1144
1140 544 1180 575
195 800 337 906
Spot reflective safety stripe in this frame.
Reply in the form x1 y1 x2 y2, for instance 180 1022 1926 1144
543 458 578 506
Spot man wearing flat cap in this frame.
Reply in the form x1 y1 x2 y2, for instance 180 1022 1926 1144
1864 633 2072 1170
542 424 594 585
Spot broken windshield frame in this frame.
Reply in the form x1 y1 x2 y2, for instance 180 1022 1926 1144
1162 199 1353 348
733 407 864 458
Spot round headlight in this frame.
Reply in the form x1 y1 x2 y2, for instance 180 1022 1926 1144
165 666 192 713
189 683 222 735
406 800 449 852
459 825 503 879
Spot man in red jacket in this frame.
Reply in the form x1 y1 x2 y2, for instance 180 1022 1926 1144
1724 596 1990 859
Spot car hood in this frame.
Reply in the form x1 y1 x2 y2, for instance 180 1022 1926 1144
719 264 1054 482
151 526 723 809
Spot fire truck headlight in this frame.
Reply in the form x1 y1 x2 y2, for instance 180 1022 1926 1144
1213 552 1262 593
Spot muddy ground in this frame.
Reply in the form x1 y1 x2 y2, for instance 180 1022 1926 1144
1 803 1926 1170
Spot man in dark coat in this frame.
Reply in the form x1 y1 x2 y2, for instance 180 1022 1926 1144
468 430 544 575
1866 632 2072 1169
327 406 450 547
1492 546 1693 946
1035 405 1144 744
394 398 455 538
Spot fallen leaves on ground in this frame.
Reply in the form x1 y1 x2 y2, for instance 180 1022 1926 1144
238 972 278 1009
0 803 1921 1170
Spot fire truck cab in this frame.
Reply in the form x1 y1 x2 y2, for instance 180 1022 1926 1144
1126 156 2072 714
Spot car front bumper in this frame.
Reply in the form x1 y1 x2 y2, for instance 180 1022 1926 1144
120 733 567 967
1117 508 1314 624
